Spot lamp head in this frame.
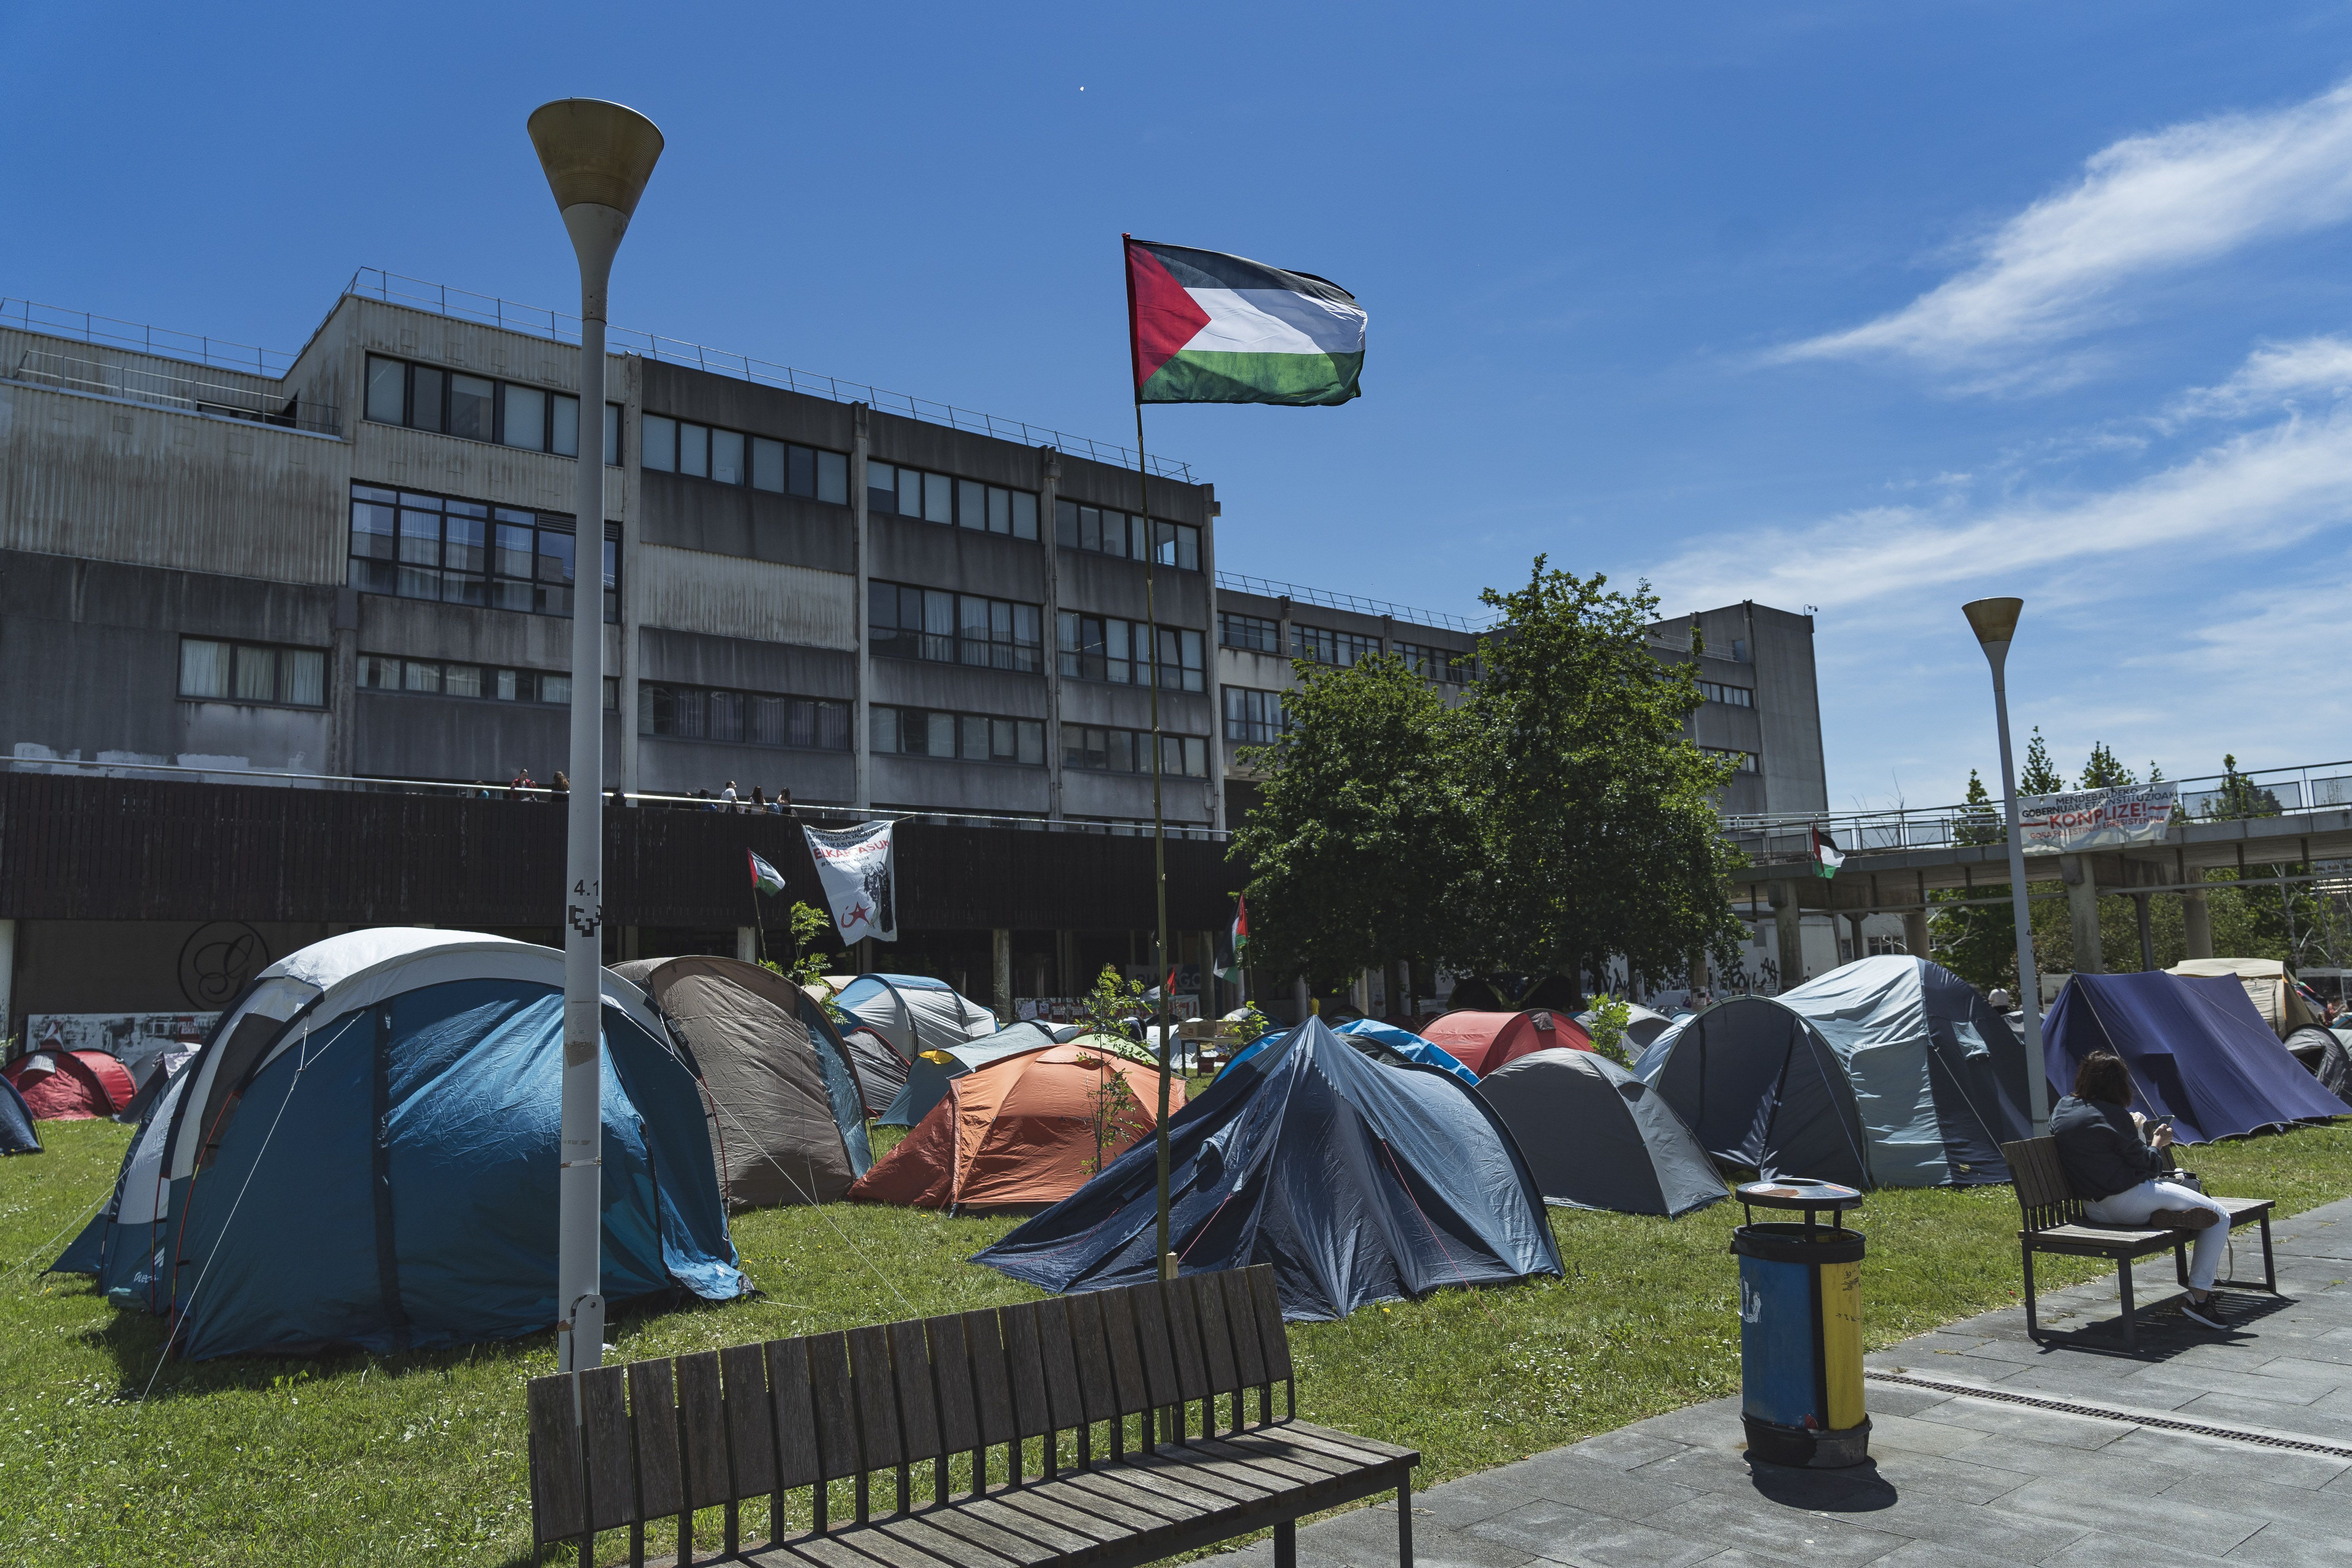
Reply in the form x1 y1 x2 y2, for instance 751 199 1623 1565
1962 596 2023 650
527 98 664 221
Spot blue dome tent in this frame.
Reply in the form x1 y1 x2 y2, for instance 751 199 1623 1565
53 929 746 1359
974 1017 1560 1321
0 1074 38 1155
1212 1018 1479 1090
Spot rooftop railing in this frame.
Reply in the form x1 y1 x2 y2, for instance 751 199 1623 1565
343 269 1196 482
8 348 340 435
1212 572 1492 634
0 296 295 378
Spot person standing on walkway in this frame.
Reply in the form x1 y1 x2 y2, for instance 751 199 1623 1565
2051 1050 2236 1328
722 779 740 813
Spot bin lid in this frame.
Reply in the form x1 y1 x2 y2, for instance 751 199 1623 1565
1736 1179 1863 1212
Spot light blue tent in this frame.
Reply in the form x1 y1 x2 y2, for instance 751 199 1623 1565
877 1021 1060 1127
53 929 746 1359
830 974 998 1111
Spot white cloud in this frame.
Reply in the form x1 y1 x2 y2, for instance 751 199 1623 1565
1781 79 2352 370
2169 334 2352 420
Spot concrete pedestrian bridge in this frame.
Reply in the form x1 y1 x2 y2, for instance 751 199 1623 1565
1720 760 2352 984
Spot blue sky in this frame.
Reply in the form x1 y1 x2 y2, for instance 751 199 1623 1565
7 2 2352 809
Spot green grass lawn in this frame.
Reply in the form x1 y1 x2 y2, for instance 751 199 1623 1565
5 1117 2349 1566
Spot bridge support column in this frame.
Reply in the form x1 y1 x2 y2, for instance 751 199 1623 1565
1845 912 1870 966
736 926 759 963
993 928 1013 1024
2062 855 2104 974
2133 893 2155 973
2184 886 2213 959
1772 881 1804 992
1903 907 1931 959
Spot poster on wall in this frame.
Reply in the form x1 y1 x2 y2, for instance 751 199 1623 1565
2018 782 2180 854
25 1012 218 1081
802 820 898 943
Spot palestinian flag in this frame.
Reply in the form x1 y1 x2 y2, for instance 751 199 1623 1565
1810 826 1844 881
1220 896 1250 984
1125 237 1365 406
748 849 786 896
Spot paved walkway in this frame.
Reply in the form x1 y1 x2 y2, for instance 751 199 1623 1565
1226 1195 2352 1568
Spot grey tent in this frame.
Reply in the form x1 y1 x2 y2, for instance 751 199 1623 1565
1478 1047 1725 1218
830 973 997 1114
2285 1026 2352 1109
1636 997 1874 1189
1575 1002 1675 1053
877 1022 1060 1127
613 956 872 1207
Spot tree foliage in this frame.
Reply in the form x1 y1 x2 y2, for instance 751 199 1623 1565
2078 743 2136 790
2019 727 2065 795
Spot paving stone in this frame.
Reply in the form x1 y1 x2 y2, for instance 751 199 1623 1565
1643 1490 1911 1568
1907 1397 2133 1451
1403 1466 1564 1530
1986 1362 2206 1410
1560 1428 1698 1472
1831 1492 2080 1563
1936 1430 2196 1495
2158 1470 2352 1532
2096 1426 2349 1490
1466 1498 1723 1568
2039 1527 2236 1568
1856 1383 1960 1420
2226 1355 2352 1392
1997 1478 2268 1556
2122 1360 2335 1406
1864 1412 1991 1459
1852 1543 2037 1568
1500 1452 1702 1521
2220 1519 2352 1568
1618 1398 1743 1448
2171 1390 2352 1441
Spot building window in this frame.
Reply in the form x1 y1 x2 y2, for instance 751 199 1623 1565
640 684 850 749
1698 680 1753 708
1291 624 1380 667
1219 612 1280 653
179 638 326 707
642 415 852 505
871 705 1045 765
364 354 620 463
1729 638 1750 664
1395 641 1476 684
349 485 617 622
1702 746 1760 773
1053 500 1200 570
361 656 616 709
867 582 1042 672
1056 613 1205 691
864 460 1038 538
1064 726 1210 779
1223 687 1288 744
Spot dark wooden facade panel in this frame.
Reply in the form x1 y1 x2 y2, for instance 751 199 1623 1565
0 774 1238 931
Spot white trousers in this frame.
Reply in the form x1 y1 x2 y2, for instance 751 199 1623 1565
2084 1179 2233 1290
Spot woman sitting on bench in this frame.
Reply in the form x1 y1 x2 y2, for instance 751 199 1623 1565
2050 1050 2235 1329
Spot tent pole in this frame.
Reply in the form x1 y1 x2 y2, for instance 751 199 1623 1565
1133 396 1176 1278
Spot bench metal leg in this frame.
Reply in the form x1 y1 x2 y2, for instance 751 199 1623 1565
2118 1256 2136 1351
1275 1518 1297 1568
2261 1211 2276 1292
2020 1244 2040 1342
1398 1475 1414 1567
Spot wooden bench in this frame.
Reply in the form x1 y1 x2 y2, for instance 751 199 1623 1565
2002 1136 2277 1350
526 1263 1417 1567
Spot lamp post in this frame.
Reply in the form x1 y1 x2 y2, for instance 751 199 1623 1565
527 98 663 1375
1962 596 2051 1136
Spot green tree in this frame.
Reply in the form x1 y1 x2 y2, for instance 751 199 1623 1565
1229 651 1478 994
1930 771 2022 990
2019 727 2065 795
2078 743 2136 790
1448 559 1745 992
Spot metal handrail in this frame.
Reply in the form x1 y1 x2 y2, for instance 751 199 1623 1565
1212 572 1492 634
9 349 340 435
0 754 1230 841
0 296 293 378
342 268 1196 482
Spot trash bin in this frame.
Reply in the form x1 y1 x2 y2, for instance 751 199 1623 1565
1731 1180 1869 1468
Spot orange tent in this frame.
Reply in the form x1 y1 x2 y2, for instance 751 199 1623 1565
847 1042 1185 1212
1420 1010 1592 1078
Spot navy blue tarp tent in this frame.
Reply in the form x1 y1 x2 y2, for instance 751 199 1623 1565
2044 972 2346 1143
53 929 746 1359
0 1074 38 1155
974 1017 1561 1321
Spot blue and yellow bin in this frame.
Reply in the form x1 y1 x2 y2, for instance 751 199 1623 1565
1731 1180 1869 1468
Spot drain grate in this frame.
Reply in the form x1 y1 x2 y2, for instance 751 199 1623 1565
1866 1369 2352 1458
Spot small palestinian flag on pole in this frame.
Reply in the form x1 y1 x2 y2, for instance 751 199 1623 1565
747 849 786 896
1219 895 1250 983
1125 238 1366 406
1810 825 1845 880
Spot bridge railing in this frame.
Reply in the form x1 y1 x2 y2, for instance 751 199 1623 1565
1722 758 2352 869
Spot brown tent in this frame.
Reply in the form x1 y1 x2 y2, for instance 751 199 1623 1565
613 956 873 1208
846 1041 1184 1213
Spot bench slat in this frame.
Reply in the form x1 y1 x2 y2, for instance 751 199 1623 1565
977 1484 1135 1546
1245 1264 1294 1384
526 1374 586 1545
966 1306 1016 1448
1166 1275 1211 1406
1036 1297 1088 1435
958 1490 1118 1553
878 1507 1059 1566
1005 1299 1054 1441
581 1363 636 1533
1195 1271 1241 1397
1221 1270 1266 1392
1044 1465 1215 1526
1130 1282 1183 1413
677 1350 729 1513
849 1324 904 1473
890 1318 943 1464
769 1337 820 1491
1099 1287 1150 1417
1067 1290 1119 1426
928 1312 979 1457
724 1342 776 1506
807 1331 861 1482
628 1357 684 1521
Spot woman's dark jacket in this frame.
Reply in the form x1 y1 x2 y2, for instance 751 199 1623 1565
2050 1094 2165 1200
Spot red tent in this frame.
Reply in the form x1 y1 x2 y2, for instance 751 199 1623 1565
1419 1010 1592 1078
3 1049 135 1119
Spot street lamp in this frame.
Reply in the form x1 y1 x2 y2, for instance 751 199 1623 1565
1962 596 2051 1136
527 97 663 1375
